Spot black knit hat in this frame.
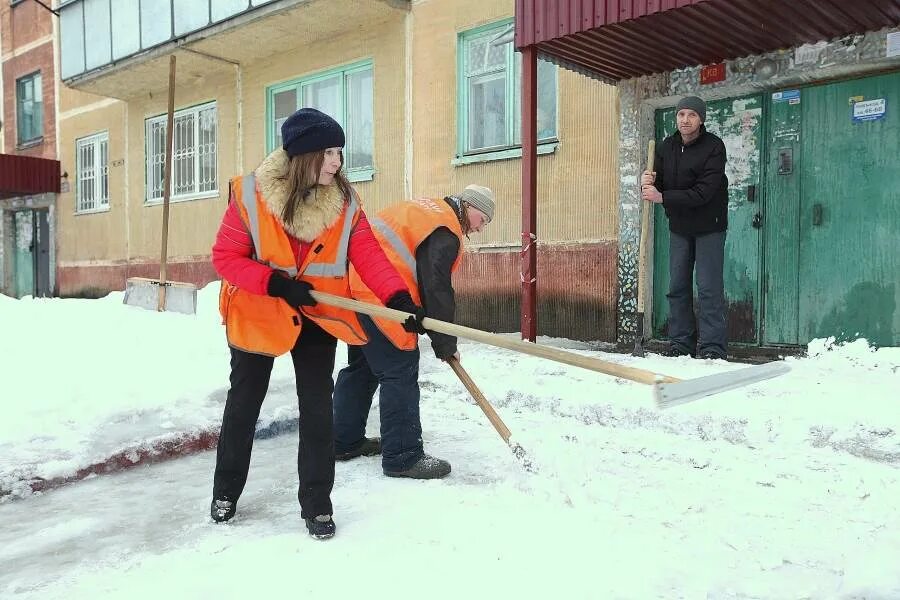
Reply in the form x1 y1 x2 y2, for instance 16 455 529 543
675 96 707 123
281 108 345 158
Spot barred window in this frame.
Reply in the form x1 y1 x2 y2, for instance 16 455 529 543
145 102 217 203
75 132 109 213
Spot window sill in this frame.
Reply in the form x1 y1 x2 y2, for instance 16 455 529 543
144 191 220 206
74 206 111 216
16 137 44 151
451 142 558 166
346 168 375 183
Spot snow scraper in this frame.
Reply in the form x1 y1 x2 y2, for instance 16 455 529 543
310 292 790 408
447 356 534 471
123 55 197 315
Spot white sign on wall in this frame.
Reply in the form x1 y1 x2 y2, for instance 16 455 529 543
887 31 900 58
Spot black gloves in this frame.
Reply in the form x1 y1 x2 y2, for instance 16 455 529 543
267 273 317 307
385 291 426 334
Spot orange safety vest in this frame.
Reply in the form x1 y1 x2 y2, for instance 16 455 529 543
218 173 368 356
350 198 464 350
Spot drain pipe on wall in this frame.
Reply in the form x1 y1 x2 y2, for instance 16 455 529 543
180 48 242 171
403 10 413 199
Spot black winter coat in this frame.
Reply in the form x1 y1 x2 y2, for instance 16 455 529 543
414 198 464 359
654 125 729 235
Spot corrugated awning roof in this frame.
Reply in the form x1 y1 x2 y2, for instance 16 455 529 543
515 0 900 81
0 154 61 200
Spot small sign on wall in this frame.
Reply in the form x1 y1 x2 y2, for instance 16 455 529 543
852 98 886 122
888 31 900 58
700 63 726 85
772 90 801 104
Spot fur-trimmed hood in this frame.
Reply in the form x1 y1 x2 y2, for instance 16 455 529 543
255 148 346 242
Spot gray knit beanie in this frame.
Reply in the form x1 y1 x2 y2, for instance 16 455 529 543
458 184 495 222
675 96 707 123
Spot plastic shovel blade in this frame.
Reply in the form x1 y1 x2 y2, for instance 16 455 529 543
654 361 791 409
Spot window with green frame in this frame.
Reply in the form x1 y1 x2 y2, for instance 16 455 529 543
267 61 374 181
16 71 43 145
458 20 557 157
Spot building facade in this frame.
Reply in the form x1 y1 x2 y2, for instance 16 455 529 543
0 0 61 298
55 0 621 341
514 0 900 349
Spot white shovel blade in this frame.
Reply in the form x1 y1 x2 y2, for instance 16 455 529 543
654 361 791 409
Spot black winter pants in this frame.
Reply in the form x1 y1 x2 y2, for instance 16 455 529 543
667 230 728 358
213 317 338 519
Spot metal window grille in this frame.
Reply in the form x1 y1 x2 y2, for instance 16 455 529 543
145 102 217 202
76 132 109 213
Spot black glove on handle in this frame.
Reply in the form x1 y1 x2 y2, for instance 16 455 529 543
385 291 426 334
267 274 317 307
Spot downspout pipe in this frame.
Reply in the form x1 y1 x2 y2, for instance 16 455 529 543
520 46 538 342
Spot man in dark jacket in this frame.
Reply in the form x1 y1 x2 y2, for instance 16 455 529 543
641 96 729 359
332 185 495 479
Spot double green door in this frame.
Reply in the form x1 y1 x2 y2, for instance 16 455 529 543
652 70 900 347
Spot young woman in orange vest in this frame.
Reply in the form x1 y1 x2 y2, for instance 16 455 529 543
210 108 422 539
332 185 495 479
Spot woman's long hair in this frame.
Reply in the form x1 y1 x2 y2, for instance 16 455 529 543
280 149 352 227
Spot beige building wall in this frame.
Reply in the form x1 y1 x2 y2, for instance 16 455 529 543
410 0 619 247
240 11 407 215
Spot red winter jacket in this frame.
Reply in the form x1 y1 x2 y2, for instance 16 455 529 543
212 199 406 303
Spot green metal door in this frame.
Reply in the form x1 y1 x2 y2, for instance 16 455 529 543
13 210 35 298
798 72 900 346
652 94 764 344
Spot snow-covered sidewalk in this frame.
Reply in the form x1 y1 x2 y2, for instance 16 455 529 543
1 286 899 598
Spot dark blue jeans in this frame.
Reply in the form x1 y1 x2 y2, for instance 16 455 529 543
333 315 423 472
667 230 728 358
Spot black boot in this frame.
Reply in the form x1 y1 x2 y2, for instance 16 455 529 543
335 437 382 461
210 498 236 523
384 453 451 479
663 344 695 358
305 515 336 540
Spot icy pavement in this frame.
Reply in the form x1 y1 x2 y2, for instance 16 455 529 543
2 369 898 599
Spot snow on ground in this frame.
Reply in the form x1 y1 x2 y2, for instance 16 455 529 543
1 285 898 598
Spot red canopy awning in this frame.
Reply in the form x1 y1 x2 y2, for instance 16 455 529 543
0 154 60 200
515 0 900 81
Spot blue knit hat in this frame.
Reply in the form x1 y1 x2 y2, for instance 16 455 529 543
281 108 345 158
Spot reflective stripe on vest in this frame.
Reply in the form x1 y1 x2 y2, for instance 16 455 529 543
304 189 360 277
242 174 298 277
242 175 360 278
369 216 418 284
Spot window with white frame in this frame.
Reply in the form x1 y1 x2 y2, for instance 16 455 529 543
267 61 374 180
458 21 557 155
145 102 217 203
76 132 109 213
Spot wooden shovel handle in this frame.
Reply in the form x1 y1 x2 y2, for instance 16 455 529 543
310 291 680 385
447 357 511 443
637 139 655 313
157 55 177 311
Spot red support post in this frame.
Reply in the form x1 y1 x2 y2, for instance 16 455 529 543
520 46 538 342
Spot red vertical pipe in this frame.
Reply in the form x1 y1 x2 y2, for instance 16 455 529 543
520 46 538 342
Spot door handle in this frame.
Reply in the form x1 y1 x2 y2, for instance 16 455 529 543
752 213 763 229
747 184 756 203
812 204 823 226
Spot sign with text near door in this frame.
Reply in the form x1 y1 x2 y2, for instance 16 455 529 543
851 98 886 122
